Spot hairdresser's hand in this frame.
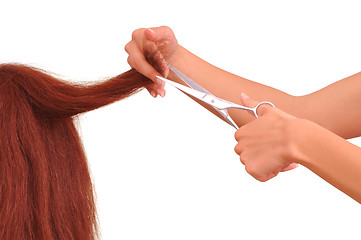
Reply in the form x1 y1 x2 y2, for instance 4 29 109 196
234 93 300 182
125 26 179 98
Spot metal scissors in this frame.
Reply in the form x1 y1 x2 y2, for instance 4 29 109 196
156 63 275 130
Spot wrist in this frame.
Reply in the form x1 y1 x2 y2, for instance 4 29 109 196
286 118 315 165
166 45 186 66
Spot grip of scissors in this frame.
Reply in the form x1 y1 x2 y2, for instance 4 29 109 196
250 101 275 118
225 101 275 118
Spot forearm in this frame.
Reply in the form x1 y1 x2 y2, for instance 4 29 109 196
167 46 361 138
295 119 361 203
128 27 361 137
167 46 297 127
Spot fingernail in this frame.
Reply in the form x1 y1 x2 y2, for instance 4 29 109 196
151 91 156 98
163 62 169 78
157 89 165 98
156 77 163 86
240 93 250 104
147 28 155 34
241 93 250 99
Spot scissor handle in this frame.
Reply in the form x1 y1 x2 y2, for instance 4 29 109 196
253 101 275 118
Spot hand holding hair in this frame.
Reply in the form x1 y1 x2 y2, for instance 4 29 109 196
125 26 179 98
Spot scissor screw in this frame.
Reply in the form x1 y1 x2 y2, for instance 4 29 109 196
211 99 215 103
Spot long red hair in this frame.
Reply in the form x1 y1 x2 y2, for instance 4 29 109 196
0 64 154 239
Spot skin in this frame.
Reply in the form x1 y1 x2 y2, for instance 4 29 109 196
125 26 361 203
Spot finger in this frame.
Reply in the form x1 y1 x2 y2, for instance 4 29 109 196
145 27 177 63
143 39 168 77
124 42 131 54
240 93 258 108
261 171 279 182
234 143 243 155
128 52 166 98
131 28 146 45
239 152 247 165
145 85 158 98
156 87 166 98
127 49 163 84
145 26 174 43
146 88 156 98
280 163 299 172
241 93 274 117
146 83 167 98
144 28 157 42
234 126 245 141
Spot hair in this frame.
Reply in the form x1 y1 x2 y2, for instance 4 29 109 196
0 63 156 239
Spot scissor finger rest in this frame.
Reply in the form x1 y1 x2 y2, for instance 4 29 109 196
253 101 276 118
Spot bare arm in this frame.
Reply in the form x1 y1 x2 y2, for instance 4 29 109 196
298 119 361 203
126 26 361 203
126 27 361 139
167 44 361 201
167 46 361 139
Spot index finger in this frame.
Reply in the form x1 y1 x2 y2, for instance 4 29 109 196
234 126 245 141
143 39 168 79
127 49 162 83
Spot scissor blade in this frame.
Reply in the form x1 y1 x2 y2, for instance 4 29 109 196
208 96 252 111
157 75 248 109
164 64 240 128
156 76 209 101
165 62 211 94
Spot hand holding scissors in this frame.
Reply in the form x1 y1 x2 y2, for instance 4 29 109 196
157 64 299 182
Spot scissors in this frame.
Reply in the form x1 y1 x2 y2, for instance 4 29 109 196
156 63 275 130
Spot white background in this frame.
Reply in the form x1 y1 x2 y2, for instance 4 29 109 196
1 0 361 239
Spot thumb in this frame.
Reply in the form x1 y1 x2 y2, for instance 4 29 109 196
145 26 175 43
144 28 157 42
280 163 299 172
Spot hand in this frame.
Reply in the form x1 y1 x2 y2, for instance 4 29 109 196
125 26 179 98
234 93 300 182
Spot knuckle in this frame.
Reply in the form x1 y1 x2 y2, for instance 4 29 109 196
258 177 268 182
131 29 138 39
131 28 145 40
239 153 245 165
131 60 139 70
161 25 172 32
124 43 130 53
234 132 239 141
234 145 240 155
239 152 247 164
245 164 256 177
127 56 139 69
127 56 132 65
245 164 262 181
234 128 243 141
